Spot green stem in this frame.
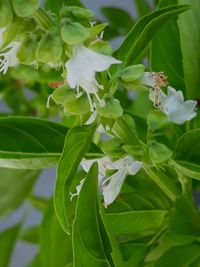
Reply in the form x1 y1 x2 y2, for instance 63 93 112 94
169 160 193 201
175 169 193 201
148 225 167 246
33 8 54 30
143 166 176 201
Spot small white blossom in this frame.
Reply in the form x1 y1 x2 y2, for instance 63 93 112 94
140 72 168 107
140 72 167 89
0 28 6 48
65 45 121 111
158 86 197 124
80 155 142 207
81 157 112 184
0 42 20 74
70 179 85 201
102 156 143 207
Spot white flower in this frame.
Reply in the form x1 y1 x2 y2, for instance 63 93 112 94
102 156 143 207
65 45 121 111
158 86 197 124
0 42 20 74
140 72 167 89
70 179 85 201
0 28 6 48
81 156 112 185
80 155 142 207
84 110 110 133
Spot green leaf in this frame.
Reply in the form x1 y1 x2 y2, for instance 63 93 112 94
169 196 200 237
155 242 200 267
150 0 185 91
135 0 150 17
170 160 200 181
101 7 133 35
45 0 83 13
105 210 168 235
12 0 39 17
114 5 190 67
73 163 110 267
112 114 141 146
178 0 200 98
54 125 94 234
19 226 39 244
0 116 68 169
27 254 41 267
120 243 149 267
40 201 73 267
175 129 200 165
0 168 39 218
0 225 20 267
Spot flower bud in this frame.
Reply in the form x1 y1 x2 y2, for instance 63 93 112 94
120 64 145 82
36 27 63 63
96 97 123 119
68 6 94 20
17 34 39 65
12 0 39 17
1 18 36 49
0 0 13 28
61 22 90 45
52 85 72 104
89 40 112 55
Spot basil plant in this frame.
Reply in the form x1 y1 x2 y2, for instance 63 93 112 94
0 0 200 266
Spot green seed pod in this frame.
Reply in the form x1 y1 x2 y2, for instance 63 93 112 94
148 140 173 163
120 64 145 82
12 0 39 17
68 6 94 20
89 40 113 55
0 0 13 28
1 18 36 49
52 85 72 105
63 93 91 115
17 34 39 65
147 110 169 133
36 27 63 63
96 98 123 119
61 22 90 45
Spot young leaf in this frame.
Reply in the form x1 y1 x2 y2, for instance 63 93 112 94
114 5 190 67
72 163 110 267
0 168 39 218
54 125 95 234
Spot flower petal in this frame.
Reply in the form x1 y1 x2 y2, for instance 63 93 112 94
103 169 127 207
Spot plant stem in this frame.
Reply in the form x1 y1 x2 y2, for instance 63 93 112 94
143 166 176 201
33 8 54 30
